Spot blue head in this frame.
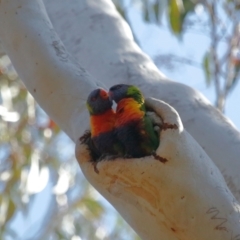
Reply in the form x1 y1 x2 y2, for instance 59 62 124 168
109 84 144 104
86 88 113 115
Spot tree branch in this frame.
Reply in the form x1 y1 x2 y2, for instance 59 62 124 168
44 0 240 201
76 98 240 240
0 1 240 238
0 0 98 140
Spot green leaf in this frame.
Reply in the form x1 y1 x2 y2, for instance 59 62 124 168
182 0 195 13
56 229 66 240
203 52 212 86
6 198 16 224
153 2 160 21
168 0 196 35
168 0 182 34
77 198 104 219
144 7 150 21
115 4 126 20
141 0 150 22
0 196 16 226
180 0 195 23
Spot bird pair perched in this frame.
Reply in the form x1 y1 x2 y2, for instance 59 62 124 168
86 84 159 161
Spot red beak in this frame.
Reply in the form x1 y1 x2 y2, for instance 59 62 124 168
99 89 109 99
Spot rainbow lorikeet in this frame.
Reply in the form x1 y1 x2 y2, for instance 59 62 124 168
86 88 123 160
109 84 159 158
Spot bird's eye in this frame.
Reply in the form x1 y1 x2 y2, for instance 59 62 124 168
91 97 97 101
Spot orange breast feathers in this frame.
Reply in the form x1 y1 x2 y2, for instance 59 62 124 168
115 98 144 127
90 109 116 137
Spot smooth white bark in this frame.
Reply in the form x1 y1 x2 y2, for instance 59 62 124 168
0 0 240 238
0 0 99 140
76 98 240 240
1 1 239 198
44 0 240 201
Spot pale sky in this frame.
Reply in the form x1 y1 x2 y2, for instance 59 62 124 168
128 6 240 130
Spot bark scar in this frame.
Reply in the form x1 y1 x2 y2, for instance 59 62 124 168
162 123 178 131
52 40 68 62
206 207 228 232
152 152 168 163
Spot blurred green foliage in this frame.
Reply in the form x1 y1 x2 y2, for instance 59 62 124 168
0 55 139 240
1 1 240 239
